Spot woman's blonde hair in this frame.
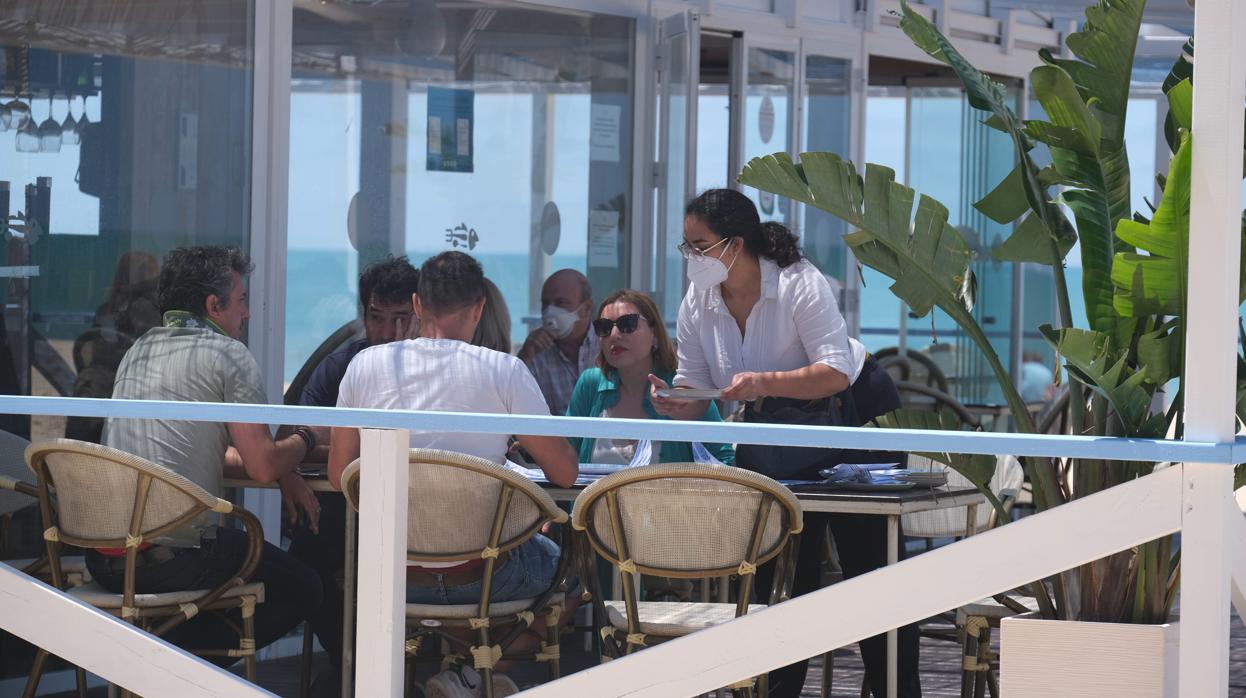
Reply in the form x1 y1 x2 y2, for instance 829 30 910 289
472 277 512 353
594 289 676 375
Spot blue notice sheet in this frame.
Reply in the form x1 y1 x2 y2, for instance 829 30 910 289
426 87 474 173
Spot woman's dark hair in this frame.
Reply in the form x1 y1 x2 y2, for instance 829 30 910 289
157 246 253 316
359 256 420 310
594 289 676 375
418 251 486 315
684 188 802 268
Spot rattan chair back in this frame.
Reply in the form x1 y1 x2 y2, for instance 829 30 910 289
25 439 229 548
340 448 568 563
571 463 802 579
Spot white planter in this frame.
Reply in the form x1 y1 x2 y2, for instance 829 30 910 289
1000 612 1178 698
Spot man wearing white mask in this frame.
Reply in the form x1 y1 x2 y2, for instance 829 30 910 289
518 268 598 415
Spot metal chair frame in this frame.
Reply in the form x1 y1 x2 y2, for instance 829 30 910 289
340 448 572 698
571 463 804 698
22 439 265 698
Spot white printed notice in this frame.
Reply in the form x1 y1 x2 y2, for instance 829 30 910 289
588 210 620 267
427 116 442 155
589 103 621 163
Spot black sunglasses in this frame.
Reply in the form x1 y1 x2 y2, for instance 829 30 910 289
592 314 644 338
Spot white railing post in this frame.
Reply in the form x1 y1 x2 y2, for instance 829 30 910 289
1181 0 1246 694
355 428 409 698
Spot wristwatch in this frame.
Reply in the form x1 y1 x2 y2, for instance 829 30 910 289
292 426 317 454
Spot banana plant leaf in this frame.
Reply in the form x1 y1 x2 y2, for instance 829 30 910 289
1112 128 1190 317
1025 0 1145 344
1039 324 1166 438
1136 320 1181 386
1161 39 1192 155
898 1 1076 267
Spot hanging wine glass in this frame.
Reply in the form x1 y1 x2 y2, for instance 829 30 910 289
38 92 62 153
60 93 78 145
15 114 38 152
76 93 91 141
5 92 30 131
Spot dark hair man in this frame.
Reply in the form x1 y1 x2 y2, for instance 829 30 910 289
92 245 322 667
289 255 419 690
327 251 577 692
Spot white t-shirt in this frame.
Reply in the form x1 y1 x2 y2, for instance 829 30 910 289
674 257 867 391
337 337 552 464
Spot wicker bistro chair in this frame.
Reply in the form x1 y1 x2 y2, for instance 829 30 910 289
570 463 804 698
22 439 267 698
339 448 573 698
903 454 1032 698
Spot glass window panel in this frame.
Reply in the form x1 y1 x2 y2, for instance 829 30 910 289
800 55 852 282
0 3 253 440
742 47 793 224
286 3 634 383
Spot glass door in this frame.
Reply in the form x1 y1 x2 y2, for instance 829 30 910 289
741 45 795 225
654 10 700 322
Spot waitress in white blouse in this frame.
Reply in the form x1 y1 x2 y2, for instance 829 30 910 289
650 188 920 698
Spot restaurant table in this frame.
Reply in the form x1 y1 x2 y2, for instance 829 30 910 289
226 472 984 698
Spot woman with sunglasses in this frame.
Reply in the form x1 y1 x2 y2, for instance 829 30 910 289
650 188 918 698
566 289 734 465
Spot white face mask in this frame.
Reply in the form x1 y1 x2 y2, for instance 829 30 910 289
541 304 580 339
685 238 739 288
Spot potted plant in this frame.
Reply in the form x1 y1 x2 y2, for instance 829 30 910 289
738 0 1245 694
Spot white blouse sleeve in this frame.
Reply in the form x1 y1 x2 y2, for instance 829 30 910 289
673 291 716 390
791 265 856 379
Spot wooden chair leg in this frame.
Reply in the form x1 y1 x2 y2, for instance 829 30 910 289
973 625 992 698
480 666 495 698
242 606 258 682
75 665 88 698
962 616 987 698
21 647 51 698
300 622 314 698
820 651 832 698
546 610 562 680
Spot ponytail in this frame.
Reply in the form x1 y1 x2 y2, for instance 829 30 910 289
685 189 804 268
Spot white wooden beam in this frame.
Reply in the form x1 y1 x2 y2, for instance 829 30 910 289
0 564 270 697
1224 502 1246 624
522 467 1183 697
1180 0 1246 693
354 428 409 698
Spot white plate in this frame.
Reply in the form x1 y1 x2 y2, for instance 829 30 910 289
654 388 723 400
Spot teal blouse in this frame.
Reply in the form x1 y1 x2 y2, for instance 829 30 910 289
565 367 735 465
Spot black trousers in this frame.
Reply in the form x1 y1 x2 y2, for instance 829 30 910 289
85 526 323 668
288 493 350 671
751 356 922 697
755 513 922 698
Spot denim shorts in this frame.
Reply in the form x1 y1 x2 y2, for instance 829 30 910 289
406 533 562 605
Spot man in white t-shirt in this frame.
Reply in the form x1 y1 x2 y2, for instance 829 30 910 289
327 251 578 694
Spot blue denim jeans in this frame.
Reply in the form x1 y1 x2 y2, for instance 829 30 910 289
406 534 561 604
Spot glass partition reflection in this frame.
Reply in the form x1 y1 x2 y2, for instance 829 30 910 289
285 2 635 384
742 47 793 225
0 2 253 440
801 55 852 284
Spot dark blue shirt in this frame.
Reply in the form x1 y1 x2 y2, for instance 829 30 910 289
298 338 370 408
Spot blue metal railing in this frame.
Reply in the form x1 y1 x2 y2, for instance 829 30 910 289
0 395 1240 465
